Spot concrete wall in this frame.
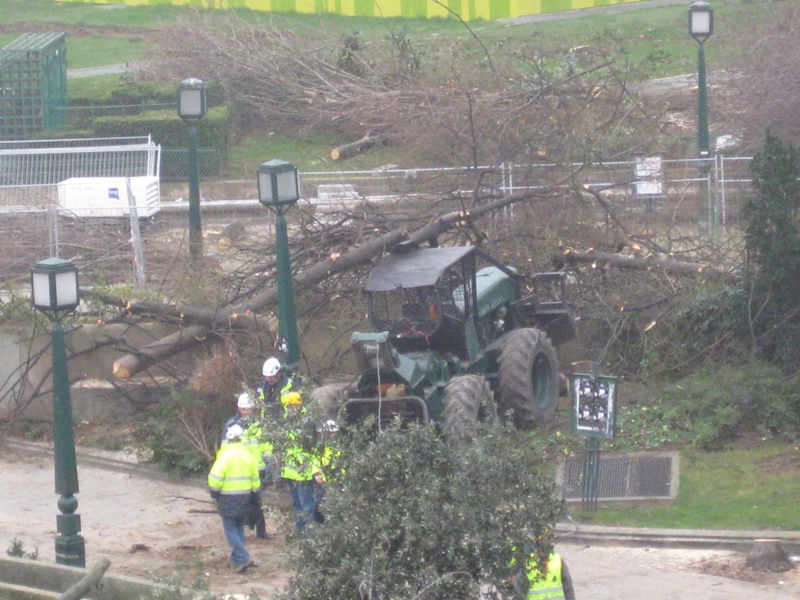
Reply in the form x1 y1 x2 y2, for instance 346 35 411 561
0 323 200 422
51 0 648 21
0 556 209 600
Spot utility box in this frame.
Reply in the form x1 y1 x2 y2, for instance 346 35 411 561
0 33 68 140
57 176 161 218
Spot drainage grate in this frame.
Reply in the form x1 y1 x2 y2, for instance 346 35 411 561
556 452 679 501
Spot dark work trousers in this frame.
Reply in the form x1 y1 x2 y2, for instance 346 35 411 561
246 469 268 537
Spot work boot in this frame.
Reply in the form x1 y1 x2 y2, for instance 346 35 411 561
233 559 254 574
256 531 275 540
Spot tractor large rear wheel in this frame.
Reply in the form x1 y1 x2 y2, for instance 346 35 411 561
498 327 559 428
441 375 495 441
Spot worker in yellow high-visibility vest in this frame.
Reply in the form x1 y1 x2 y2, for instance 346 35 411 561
208 423 260 574
522 551 576 600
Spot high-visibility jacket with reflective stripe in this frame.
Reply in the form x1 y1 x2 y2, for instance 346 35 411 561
241 423 273 471
281 431 314 481
527 553 565 600
208 442 260 495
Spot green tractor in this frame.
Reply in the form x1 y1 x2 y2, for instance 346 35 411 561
314 241 575 436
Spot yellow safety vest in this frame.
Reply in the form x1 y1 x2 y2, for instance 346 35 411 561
281 431 314 481
259 378 298 408
527 553 565 600
208 442 260 496
241 423 274 470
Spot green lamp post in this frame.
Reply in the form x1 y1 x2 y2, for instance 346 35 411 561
177 78 207 262
689 1 714 227
258 160 301 374
30 258 84 567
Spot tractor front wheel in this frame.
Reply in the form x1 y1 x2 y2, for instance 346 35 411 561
497 327 559 428
441 375 495 441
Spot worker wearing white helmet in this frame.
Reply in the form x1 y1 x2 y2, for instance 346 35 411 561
221 390 257 444
208 422 260 573
257 357 301 411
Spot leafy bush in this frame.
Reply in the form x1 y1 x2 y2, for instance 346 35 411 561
6 538 38 560
92 106 230 152
618 361 800 451
134 387 230 476
285 420 564 600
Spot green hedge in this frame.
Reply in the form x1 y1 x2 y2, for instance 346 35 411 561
92 105 230 155
69 79 227 107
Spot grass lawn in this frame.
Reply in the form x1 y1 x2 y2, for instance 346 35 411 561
2 0 748 79
569 443 800 530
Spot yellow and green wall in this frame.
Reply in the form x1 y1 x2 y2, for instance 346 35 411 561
53 0 648 21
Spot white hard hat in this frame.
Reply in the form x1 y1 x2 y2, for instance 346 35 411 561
226 423 244 441
323 419 339 432
262 357 282 377
237 391 255 409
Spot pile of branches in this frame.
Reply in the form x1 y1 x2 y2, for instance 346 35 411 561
145 13 662 166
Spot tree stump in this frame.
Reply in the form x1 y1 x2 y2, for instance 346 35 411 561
217 221 246 251
745 539 794 572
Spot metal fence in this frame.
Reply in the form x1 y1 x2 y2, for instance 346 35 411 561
0 151 760 293
0 136 160 207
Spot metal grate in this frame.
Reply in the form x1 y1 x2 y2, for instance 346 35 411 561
556 452 679 501
0 33 67 139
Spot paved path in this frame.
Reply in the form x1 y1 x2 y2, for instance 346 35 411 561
560 545 800 600
2 443 799 599
67 64 136 79
500 0 689 25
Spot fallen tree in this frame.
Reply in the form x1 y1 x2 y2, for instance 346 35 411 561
556 248 736 279
109 187 559 379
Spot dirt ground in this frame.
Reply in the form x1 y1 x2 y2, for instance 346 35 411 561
0 448 293 598
1 445 798 599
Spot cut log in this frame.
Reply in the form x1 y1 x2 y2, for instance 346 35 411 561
331 134 386 161
557 249 734 279
58 557 111 600
110 186 556 379
217 221 246 251
746 539 794 572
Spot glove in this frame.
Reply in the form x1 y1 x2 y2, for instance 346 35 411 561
250 491 261 506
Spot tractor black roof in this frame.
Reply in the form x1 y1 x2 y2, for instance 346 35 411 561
364 246 474 292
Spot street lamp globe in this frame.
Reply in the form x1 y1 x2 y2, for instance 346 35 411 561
31 258 79 315
177 78 207 122
689 1 713 43
258 160 300 207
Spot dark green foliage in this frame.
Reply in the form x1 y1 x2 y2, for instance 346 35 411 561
742 132 800 364
92 106 230 151
285 421 563 600
337 30 366 78
618 362 800 451
6 538 37 560
387 26 423 80
134 388 229 476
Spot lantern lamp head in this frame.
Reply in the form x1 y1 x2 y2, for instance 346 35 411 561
257 160 300 207
177 78 207 122
31 258 79 315
689 1 713 43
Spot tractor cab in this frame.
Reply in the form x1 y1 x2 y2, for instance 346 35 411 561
364 244 479 359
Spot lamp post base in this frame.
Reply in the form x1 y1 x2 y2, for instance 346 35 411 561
55 534 85 567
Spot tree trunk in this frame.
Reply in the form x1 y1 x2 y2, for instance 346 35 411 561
556 249 733 279
58 557 111 600
331 134 386 161
110 187 555 379
746 539 794 572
